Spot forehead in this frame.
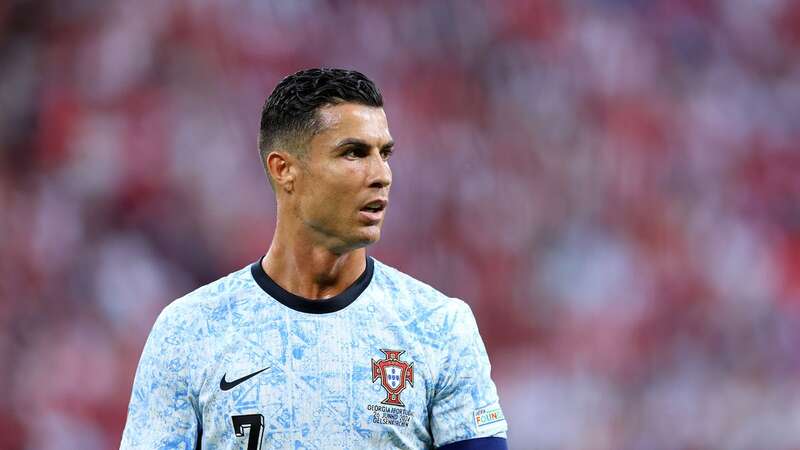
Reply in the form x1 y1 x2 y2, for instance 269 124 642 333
312 103 392 147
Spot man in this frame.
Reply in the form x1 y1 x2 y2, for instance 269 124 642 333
120 68 508 449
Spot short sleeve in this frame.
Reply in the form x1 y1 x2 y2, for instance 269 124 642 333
430 301 508 448
120 303 201 450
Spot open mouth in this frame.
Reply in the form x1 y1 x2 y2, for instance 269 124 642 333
360 200 387 214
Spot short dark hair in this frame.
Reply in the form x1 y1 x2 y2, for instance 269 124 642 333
258 68 383 182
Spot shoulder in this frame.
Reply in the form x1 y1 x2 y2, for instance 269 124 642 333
372 259 454 302
151 263 256 343
371 258 474 321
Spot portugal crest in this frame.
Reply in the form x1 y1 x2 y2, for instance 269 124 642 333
371 349 414 407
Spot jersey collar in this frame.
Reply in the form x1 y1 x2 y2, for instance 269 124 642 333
250 256 374 314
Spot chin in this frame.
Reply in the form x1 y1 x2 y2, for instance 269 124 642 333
329 227 382 254
351 227 382 248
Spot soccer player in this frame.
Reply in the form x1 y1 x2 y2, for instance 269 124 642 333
120 68 508 449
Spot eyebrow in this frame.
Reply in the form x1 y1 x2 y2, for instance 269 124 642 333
335 138 395 150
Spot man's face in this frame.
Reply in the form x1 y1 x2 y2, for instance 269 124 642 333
292 102 393 253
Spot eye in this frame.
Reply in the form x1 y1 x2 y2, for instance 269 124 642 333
343 147 368 158
381 148 394 161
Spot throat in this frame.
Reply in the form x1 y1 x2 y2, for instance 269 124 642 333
262 245 367 300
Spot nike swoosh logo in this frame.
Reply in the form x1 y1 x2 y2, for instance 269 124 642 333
219 367 269 391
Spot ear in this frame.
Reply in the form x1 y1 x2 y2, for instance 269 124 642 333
266 151 298 193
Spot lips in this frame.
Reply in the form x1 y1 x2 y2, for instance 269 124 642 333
360 199 387 213
359 198 388 223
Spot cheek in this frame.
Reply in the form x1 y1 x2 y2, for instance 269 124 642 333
298 161 363 215
320 163 363 196
302 176 348 218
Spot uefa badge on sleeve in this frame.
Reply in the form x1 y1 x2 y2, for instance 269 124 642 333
473 405 506 434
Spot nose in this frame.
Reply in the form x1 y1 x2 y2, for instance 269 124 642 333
368 153 392 189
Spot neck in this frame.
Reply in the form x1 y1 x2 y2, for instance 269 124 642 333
262 216 367 300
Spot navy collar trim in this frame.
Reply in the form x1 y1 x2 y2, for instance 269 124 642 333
250 256 374 314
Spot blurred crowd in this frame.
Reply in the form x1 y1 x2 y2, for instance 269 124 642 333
1 0 800 449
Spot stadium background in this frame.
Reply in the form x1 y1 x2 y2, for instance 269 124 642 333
1 0 800 449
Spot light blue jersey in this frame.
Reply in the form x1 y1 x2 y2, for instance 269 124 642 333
120 257 507 449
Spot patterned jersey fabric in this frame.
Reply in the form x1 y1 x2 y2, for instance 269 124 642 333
120 257 507 449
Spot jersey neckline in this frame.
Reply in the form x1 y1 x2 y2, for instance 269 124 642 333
250 255 374 314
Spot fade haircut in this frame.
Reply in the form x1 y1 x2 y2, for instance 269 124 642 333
258 68 384 186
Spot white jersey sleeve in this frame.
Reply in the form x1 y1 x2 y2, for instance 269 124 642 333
119 303 201 450
430 301 508 447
